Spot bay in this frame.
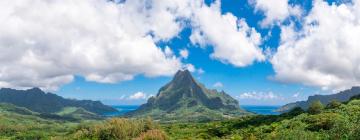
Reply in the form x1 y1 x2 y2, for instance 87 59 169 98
104 105 280 116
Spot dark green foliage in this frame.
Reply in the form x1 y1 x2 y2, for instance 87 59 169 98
350 94 360 100
305 113 342 131
308 100 324 114
326 100 342 109
38 113 78 121
164 99 360 139
286 107 305 116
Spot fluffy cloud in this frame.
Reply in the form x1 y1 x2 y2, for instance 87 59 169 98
128 92 147 100
197 68 205 75
190 1 265 67
272 0 360 90
213 82 224 88
183 64 196 72
0 0 264 90
179 49 189 59
127 91 154 100
236 91 282 100
292 92 300 98
0 0 190 90
182 64 205 75
249 0 301 26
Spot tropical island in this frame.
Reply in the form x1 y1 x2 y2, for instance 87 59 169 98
1 70 360 139
1 0 360 139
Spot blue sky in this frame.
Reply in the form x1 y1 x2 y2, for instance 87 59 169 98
1 0 359 105
59 0 321 105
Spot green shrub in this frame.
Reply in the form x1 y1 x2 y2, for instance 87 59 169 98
308 101 324 115
13 132 47 140
326 100 342 109
348 100 360 106
286 107 305 116
72 118 165 140
267 129 322 140
305 113 342 131
135 129 168 140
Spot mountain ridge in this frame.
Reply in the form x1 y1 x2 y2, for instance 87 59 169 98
0 87 118 115
278 86 360 112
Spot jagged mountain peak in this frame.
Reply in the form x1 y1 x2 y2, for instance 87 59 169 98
171 69 197 87
173 69 192 80
26 87 45 94
126 70 249 122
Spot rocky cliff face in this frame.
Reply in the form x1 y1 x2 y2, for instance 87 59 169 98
126 70 249 122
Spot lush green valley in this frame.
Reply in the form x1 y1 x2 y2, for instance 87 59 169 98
1 97 360 139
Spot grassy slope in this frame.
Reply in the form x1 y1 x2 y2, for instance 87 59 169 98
0 103 78 139
55 107 103 120
0 103 103 139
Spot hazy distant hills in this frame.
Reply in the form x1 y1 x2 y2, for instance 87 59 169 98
126 70 249 122
278 87 360 112
0 87 117 116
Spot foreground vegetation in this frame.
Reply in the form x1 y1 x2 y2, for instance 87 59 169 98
0 103 167 139
163 99 360 139
1 97 360 139
72 117 167 140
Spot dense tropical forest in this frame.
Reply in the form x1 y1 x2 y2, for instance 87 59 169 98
1 95 360 139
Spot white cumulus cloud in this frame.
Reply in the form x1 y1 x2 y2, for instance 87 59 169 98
0 0 264 91
213 82 224 88
0 0 188 90
190 1 265 67
236 91 283 100
128 92 147 100
249 0 301 27
272 0 360 91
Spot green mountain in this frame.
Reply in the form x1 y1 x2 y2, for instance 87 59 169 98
126 70 249 122
0 103 36 116
0 103 98 122
0 87 118 115
278 87 360 112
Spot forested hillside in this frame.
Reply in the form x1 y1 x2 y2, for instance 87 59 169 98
1 96 360 139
